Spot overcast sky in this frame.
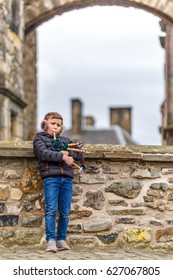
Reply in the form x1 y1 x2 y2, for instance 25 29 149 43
37 6 165 145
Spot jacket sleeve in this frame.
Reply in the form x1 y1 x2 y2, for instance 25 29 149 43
33 135 63 162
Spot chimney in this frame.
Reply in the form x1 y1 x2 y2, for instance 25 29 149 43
71 99 82 135
85 116 95 127
110 107 132 134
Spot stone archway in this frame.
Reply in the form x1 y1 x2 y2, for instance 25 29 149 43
23 0 173 142
24 0 173 34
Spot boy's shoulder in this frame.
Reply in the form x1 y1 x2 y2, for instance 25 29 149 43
33 131 51 141
59 135 72 143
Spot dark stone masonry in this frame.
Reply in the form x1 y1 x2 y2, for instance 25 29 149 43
1 142 173 253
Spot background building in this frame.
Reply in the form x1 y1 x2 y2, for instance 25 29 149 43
0 1 173 144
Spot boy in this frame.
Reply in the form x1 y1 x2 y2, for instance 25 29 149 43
33 112 84 253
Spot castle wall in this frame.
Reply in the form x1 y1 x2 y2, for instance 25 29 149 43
1 142 173 252
23 30 37 140
0 0 26 140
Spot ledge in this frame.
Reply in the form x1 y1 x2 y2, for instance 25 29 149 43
0 87 27 108
0 141 173 162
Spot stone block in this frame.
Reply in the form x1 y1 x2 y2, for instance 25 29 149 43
149 182 168 191
6 205 22 215
80 174 106 184
156 227 173 242
115 217 135 224
102 165 119 174
0 215 18 226
0 184 10 200
23 201 33 211
105 180 142 198
131 168 160 179
70 209 92 220
68 235 97 247
83 219 112 232
108 199 128 207
68 223 82 233
107 208 145 216
15 229 43 245
4 169 20 179
0 229 15 238
22 216 43 227
97 232 118 244
72 185 83 196
10 188 23 200
0 202 5 213
84 189 105 210
27 193 42 202
123 228 152 243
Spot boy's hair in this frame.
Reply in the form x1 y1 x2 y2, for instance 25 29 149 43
44 112 63 124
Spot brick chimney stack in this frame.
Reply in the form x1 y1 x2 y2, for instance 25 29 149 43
110 107 132 134
85 116 95 127
71 99 82 136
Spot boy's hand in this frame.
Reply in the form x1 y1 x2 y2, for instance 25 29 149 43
61 152 74 166
61 151 69 156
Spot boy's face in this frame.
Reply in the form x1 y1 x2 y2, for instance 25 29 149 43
47 118 62 135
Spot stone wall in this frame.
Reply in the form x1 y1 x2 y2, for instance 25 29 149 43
0 0 26 140
1 142 173 252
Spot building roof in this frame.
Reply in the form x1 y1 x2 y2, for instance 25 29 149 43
64 125 138 145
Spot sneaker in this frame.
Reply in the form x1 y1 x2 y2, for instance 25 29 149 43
46 239 57 253
56 240 70 251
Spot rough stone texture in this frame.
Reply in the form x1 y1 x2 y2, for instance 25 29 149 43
10 188 23 200
107 209 146 215
156 227 173 242
72 185 83 196
123 228 152 243
21 216 43 227
68 235 98 247
149 182 169 191
0 202 5 213
0 215 18 227
80 174 106 184
84 189 105 209
4 169 20 179
131 168 161 179
150 220 164 227
1 143 173 252
21 167 43 193
0 184 10 200
6 205 22 215
97 232 118 244
115 217 135 224
15 229 43 245
108 199 128 207
105 180 142 198
83 219 112 232
68 224 82 233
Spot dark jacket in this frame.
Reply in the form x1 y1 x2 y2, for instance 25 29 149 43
33 131 84 179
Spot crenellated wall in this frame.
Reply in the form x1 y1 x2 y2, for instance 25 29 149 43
1 142 173 252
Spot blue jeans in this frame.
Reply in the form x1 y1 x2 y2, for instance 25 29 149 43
43 176 72 241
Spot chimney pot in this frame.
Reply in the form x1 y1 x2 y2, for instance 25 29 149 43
110 107 132 134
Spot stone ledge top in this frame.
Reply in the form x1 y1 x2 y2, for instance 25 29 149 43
0 141 173 161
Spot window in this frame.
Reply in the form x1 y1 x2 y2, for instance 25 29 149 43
10 0 20 34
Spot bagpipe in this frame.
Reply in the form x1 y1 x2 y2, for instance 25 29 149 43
51 132 85 172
